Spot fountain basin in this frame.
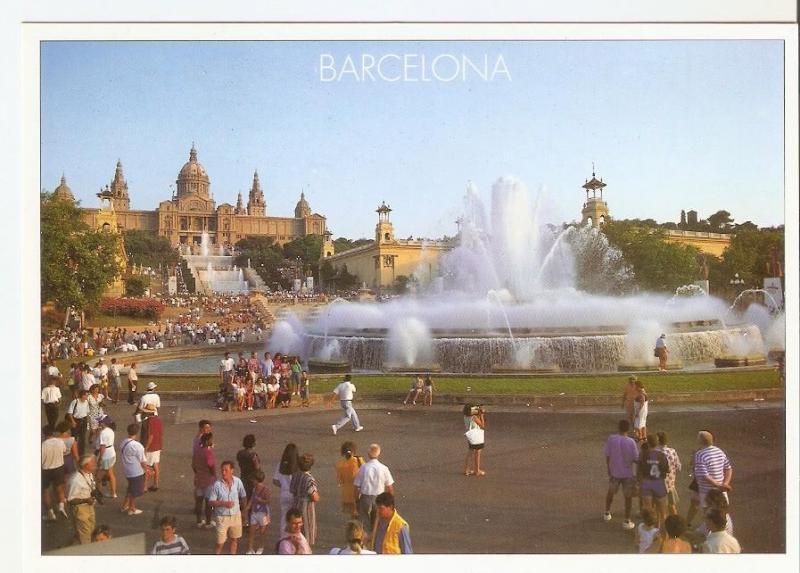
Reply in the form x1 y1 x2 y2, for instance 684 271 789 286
307 358 352 374
617 360 684 372
714 354 767 368
384 363 442 373
491 364 561 374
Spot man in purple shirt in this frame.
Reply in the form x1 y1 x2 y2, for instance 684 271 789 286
603 419 640 530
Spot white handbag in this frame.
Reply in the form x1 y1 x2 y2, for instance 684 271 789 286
465 427 485 445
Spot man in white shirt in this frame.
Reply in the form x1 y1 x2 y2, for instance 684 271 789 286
41 376 62 428
331 374 364 435
119 423 152 516
42 427 68 521
702 508 741 553
353 443 395 534
137 382 161 416
219 352 235 384
108 357 121 403
67 389 91 456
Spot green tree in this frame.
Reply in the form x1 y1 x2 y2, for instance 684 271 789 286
708 226 784 296
707 210 734 232
332 237 373 254
124 276 148 297
601 221 701 293
122 230 179 269
40 192 122 311
234 236 288 290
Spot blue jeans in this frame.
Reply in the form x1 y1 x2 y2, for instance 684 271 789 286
334 400 360 430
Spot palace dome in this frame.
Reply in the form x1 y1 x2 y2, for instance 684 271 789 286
176 144 210 198
294 191 312 218
53 174 75 202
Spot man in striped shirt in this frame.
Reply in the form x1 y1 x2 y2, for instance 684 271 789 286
693 431 733 509
151 516 190 555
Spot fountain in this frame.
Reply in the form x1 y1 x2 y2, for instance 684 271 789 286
268 177 784 373
180 231 250 294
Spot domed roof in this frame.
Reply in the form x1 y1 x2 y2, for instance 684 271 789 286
53 174 74 202
294 191 312 218
178 144 210 182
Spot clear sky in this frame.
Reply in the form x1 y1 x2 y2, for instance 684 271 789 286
40 40 784 239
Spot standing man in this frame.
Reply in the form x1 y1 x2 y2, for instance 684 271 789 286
370 492 412 554
260 352 273 380
66 389 90 456
693 431 733 510
137 382 161 416
192 419 213 454
65 454 98 544
41 376 62 429
219 351 235 386
141 404 163 492
42 425 68 521
603 419 640 530
655 334 669 371
207 460 248 555
353 443 394 533
119 423 151 516
331 374 364 435
108 357 121 404
657 432 682 515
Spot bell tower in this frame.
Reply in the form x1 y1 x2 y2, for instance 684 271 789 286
247 170 266 217
375 202 394 243
580 164 610 227
109 160 130 211
321 229 335 258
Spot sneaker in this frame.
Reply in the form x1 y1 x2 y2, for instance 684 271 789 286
110 494 118 498
331 424 338 436
206 520 217 529
196 520 206 529
128 509 143 516
248 407 253 411
255 548 264 555
603 511 612 522
58 507 69 519
622 519 635 530
355 426 364 432
45 509 57 521
246 550 255 555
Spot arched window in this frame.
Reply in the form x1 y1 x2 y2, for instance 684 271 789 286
384 232 391 241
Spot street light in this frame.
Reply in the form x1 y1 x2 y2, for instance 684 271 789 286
729 273 745 287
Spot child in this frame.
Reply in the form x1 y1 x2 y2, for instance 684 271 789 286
244 470 271 554
632 380 648 440
635 508 659 553
152 516 191 555
423 375 434 406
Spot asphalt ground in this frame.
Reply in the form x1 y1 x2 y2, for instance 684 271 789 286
41 400 785 554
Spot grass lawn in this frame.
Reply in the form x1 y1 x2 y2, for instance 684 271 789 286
137 369 780 396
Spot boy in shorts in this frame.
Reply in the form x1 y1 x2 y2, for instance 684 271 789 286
244 470 271 554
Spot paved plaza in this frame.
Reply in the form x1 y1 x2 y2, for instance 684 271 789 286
42 399 785 554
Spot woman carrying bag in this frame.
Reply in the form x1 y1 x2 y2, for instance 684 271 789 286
463 404 487 476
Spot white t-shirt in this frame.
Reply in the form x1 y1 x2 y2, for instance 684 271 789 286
41 386 62 404
329 547 376 555
220 357 235 372
42 437 67 469
138 393 161 415
334 381 357 401
119 437 146 478
46 365 61 378
95 427 116 460
353 458 394 496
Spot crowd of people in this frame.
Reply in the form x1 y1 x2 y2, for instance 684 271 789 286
604 414 739 553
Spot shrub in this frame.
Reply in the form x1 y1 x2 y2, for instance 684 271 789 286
100 297 165 319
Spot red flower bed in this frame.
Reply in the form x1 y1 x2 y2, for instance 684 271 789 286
100 297 165 319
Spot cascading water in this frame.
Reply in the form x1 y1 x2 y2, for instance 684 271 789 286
269 176 784 372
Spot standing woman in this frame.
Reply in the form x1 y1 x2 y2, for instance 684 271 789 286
127 362 139 406
86 384 105 442
290 453 320 547
463 405 487 477
272 443 300 533
335 441 364 519
192 432 216 528
633 380 649 441
94 416 118 498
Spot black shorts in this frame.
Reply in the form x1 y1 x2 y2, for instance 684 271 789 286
468 443 485 450
42 466 65 490
127 474 146 498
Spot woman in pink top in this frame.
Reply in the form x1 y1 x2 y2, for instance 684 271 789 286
192 432 216 528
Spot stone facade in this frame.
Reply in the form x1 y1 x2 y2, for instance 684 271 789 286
323 202 453 290
78 145 326 248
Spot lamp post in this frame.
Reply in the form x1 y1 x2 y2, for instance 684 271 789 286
729 272 745 302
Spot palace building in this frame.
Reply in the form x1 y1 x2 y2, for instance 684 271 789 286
75 145 327 248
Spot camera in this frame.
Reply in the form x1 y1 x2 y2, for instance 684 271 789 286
91 489 104 505
470 405 485 416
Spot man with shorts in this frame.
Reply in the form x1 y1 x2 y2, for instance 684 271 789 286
137 382 161 416
603 419 639 530
41 376 62 429
693 431 733 509
119 423 151 516
42 425 68 521
657 431 682 515
208 460 248 555
638 434 671 528
141 404 163 492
